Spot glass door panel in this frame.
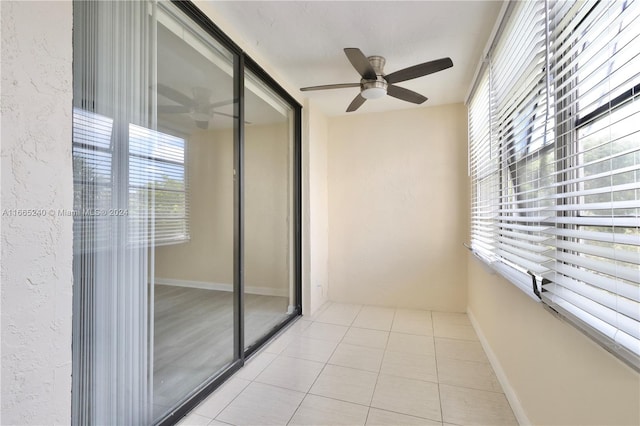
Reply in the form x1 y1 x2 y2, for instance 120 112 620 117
151 3 237 420
243 69 296 349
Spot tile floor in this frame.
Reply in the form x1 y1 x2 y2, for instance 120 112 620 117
178 302 518 426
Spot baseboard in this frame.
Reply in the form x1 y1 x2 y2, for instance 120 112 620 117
155 277 288 298
467 308 531 426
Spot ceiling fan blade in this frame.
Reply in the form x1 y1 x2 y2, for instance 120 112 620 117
212 110 252 125
156 83 196 107
158 105 190 114
385 57 453 84
195 120 209 130
346 94 366 112
344 48 377 80
209 98 238 109
387 85 428 104
300 83 360 91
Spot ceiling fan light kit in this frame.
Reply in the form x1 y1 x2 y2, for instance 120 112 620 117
361 81 387 99
300 48 453 112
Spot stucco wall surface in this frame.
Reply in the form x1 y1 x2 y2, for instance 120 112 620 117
1 1 74 424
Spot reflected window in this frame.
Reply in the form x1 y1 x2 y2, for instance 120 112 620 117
129 124 189 246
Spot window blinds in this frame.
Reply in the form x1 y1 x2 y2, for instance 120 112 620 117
469 68 496 262
72 1 155 423
469 0 554 294
468 0 640 369
129 124 189 246
492 0 553 283
542 0 640 365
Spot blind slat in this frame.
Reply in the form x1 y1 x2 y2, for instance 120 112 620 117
469 0 640 369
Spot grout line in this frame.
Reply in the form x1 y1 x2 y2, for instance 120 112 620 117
348 304 364 327
287 313 356 425
363 405 371 425
369 406 444 425
365 306 396 424
206 378 251 424
431 310 445 424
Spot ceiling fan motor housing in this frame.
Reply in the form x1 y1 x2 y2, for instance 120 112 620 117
361 56 388 99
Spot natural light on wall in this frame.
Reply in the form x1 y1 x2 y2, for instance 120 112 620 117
468 0 639 370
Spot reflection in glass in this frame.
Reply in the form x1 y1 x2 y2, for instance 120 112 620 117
151 3 236 420
243 70 296 349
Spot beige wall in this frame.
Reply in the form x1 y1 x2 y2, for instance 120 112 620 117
155 127 235 285
306 101 330 314
155 123 291 295
327 103 468 311
244 122 291 292
468 253 640 426
1 1 73 423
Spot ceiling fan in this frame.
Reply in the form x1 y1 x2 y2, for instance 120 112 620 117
157 84 243 129
300 48 453 112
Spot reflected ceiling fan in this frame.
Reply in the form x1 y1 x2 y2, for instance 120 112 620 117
157 84 246 129
301 48 453 112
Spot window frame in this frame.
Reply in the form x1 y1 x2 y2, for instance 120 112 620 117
467 0 640 371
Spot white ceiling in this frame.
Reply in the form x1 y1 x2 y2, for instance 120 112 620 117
205 1 503 116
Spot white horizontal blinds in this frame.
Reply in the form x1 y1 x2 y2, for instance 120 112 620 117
469 68 497 260
129 125 189 246
72 109 114 250
543 0 640 363
71 1 155 424
490 0 553 279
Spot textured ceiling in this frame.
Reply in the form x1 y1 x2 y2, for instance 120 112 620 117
202 1 503 116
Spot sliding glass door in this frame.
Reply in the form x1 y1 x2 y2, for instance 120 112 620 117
243 69 298 350
151 3 237 419
71 1 301 424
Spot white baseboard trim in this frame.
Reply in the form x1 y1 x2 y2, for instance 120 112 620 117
155 277 289 298
467 308 531 426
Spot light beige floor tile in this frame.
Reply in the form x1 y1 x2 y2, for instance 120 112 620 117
352 306 396 331
371 374 441 422
194 377 251 418
216 382 305 426
289 394 369 426
208 421 231 425
380 350 437 383
310 364 378 406
177 413 213 426
366 408 442 425
329 342 384 372
286 319 314 335
235 351 278 380
435 338 489 364
440 384 517 426
392 309 433 336
432 312 472 327
263 332 295 355
255 355 324 392
433 323 478 341
302 321 349 342
386 332 435 355
437 358 502 392
281 335 339 363
395 308 433 322
308 302 332 321
314 303 362 326
343 327 389 349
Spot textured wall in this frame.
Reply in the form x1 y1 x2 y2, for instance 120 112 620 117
327 104 469 311
1 1 74 424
